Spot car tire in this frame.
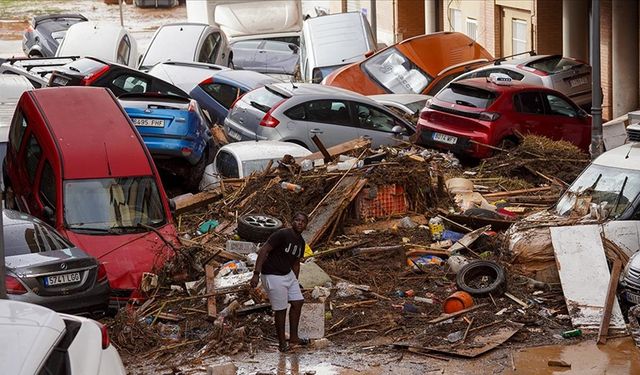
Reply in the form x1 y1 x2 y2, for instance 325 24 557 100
237 214 283 243
456 260 507 297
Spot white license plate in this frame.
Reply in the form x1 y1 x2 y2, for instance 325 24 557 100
45 272 81 286
432 132 458 145
52 77 68 86
133 118 165 127
227 129 242 141
569 76 589 88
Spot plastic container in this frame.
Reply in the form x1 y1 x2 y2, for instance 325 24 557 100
280 181 304 193
443 291 475 314
428 217 445 241
447 255 469 274
561 329 582 338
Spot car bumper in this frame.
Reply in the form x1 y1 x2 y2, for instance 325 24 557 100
416 127 491 158
224 118 267 142
141 135 206 165
8 280 111 316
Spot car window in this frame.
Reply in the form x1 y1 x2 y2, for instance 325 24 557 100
545 94 578 117
215 150 239 178
528 56 582 74
362 47 432 94
40 160 56 209
284 105 305 120
198 32 222 64
233 40 262 49
24 134 41 184
9 110 28 152
243 87 286 113
515 92 545 115
4 221 70 256
116 35 131 66
112 75 149 94
264 41 293 52
427 72 463 96
303 100 351 125
354 103 400 132
202 82 238 109
436 83 497 109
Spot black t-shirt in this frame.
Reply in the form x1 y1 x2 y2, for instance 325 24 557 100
261 228 305 276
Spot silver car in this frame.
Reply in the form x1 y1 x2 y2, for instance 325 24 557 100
223 83 415 151
451 54 592 108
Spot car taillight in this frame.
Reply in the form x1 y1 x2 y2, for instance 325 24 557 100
478 111 500 121
199 76 214 85
259 99 286 128
80 65 110 86
419 109 431 120
97 263 108 283
181 147 193 157
5 275 27 294
95 322 111 349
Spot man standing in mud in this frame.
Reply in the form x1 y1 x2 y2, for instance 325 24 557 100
250 212 310 352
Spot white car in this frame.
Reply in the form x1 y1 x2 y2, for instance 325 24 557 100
147 60 229 93
0 300 126 375
200 140 312 191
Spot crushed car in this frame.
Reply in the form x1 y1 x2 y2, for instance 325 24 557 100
22 13 88 58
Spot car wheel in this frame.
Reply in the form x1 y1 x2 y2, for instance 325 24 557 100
237 214 283 243
28 50 43 58
456 260 507 297
228 57 234 70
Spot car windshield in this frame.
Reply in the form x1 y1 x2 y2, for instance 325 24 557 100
4 222 71 256
63 176 166 233
362 47 432 94
555 164 640 219
435 83 497 109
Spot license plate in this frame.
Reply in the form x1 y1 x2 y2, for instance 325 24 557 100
44 272 81 286
432 132 458 145
569 76 589 88
52 77 68 86
626 291 640 304
132 118 165 127
227 128 242 141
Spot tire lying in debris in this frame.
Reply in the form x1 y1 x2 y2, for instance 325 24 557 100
237 214 283 243
456 260 507 297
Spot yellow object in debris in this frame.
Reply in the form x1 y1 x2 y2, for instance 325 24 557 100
304 244 313 257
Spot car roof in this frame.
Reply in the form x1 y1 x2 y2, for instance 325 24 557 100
269 82 376 103
593 143 640 171
213 69 279 88
0 300 66 375
29 87 153 179
218 140 311 161
497 54 558 66
451 77 543 93
368 93 431 105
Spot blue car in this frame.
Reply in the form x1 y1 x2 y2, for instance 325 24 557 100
119 93 214 190
190 69 279 126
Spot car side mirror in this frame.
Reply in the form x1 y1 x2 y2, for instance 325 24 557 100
288 44 299 54
391 125 405 135
168 198 176 216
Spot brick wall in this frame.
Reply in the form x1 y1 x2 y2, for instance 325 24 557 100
396 0 425 41
533 0 563 55
601 0 613 120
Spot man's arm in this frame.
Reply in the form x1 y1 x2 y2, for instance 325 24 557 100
292 258 301 279
250 242 273 288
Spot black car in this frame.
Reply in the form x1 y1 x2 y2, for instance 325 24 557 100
4 209 110 316
48 57 189 97
22 14 88 58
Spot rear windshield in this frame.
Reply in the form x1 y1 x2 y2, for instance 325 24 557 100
434 83 497 109
363 47 432 94
4 222 71 256
527 56 583 74
243 87 286 113
64 58 107 75
141 25 202 69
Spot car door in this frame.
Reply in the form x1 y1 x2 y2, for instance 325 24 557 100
197 31 224 65
283 99 359 150
542 92 590 149
231 40 262 70
351 101 412 147
512 91 547 138
199 81 241 124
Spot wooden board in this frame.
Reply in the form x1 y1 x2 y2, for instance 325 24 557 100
297 137 371 163
344 215 428 234
445 212 515 231
550 225 626 331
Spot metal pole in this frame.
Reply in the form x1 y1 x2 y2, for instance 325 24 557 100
119 0 124 27
370 0 377 43
590 0 603 159
0 193 6 299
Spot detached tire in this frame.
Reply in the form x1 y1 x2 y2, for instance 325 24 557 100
237 214 282 243
456 260 506 297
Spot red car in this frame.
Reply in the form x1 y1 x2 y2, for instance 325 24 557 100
416 74 591 158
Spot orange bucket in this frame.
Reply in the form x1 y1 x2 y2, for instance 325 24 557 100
443 291 474 314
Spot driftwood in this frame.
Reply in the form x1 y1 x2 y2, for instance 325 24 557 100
598 258 623 345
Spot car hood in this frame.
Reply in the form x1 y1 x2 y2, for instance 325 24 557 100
5 248 89 270
62 224 178 291
214 0 302 39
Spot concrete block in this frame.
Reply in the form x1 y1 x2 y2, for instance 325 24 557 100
298 261 331 289
207 363 237 375
285 302 325 339
226 240 258 254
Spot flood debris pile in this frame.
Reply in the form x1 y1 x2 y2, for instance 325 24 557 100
111 135 631 370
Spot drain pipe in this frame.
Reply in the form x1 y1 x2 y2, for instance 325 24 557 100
590 0 604 159
0 194 6 299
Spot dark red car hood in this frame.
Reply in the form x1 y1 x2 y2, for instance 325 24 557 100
62 224 178 291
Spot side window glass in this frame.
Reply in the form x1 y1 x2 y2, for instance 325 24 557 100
284 105 305 120
354 103 400 132
427 72 462 96
202 83 238 109
9 110 28 151
198 33 222 64
545 94 578 117
304 100 351 125
116 35 131 66
24 134 41 184
502 69 524 80
39 161 56 209
215 150 239 178
112 75 149 93
515 92 545 114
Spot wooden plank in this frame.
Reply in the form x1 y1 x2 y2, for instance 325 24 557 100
311 134 332 163
211 125 229 145
550 225 626 331
598 259 623 345
448 225 492 254
303 176 366 247
205 262 217 317
482 186 552 198
344 215 428 234
174 190 222 215
297 137 371 162
428 303 488 324
444 212 514 231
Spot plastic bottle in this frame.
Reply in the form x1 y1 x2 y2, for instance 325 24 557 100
280 181 304 193
561 329 582 338
428 217 445 241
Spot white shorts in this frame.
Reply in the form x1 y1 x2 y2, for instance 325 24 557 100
261 271 304 311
